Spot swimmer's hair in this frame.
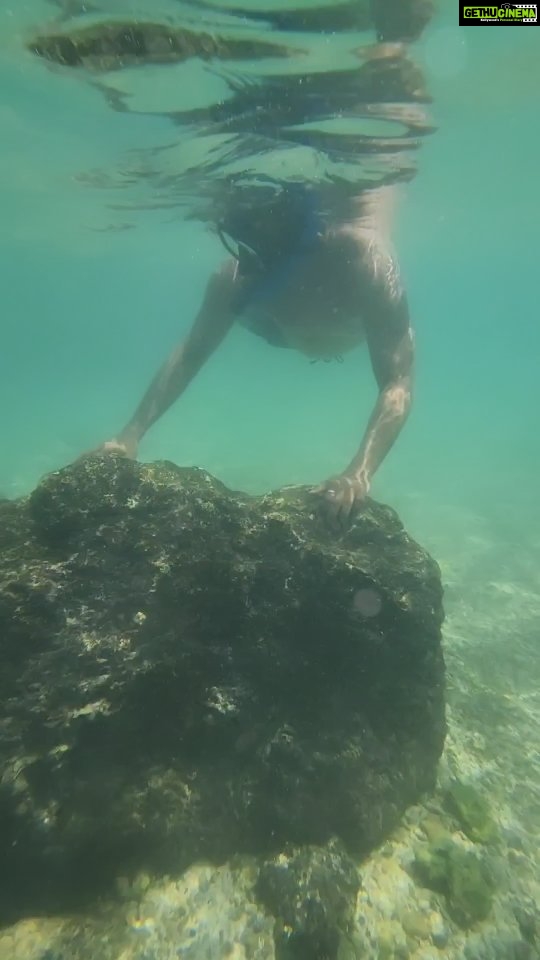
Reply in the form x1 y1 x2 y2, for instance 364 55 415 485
214 178 324 263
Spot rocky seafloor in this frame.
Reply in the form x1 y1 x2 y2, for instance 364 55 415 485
0 461 538 960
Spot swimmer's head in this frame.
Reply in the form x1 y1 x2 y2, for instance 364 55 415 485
217 179 322 266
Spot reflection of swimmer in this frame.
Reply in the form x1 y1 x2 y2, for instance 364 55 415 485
96 183 414 525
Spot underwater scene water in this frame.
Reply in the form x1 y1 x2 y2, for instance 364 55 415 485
1 0 539 958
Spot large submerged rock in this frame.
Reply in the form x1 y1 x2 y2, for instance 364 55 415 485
0 458 445 920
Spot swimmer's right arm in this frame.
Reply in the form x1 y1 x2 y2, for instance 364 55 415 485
100 262 237 458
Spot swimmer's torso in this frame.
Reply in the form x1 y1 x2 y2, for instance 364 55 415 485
233 230 373 360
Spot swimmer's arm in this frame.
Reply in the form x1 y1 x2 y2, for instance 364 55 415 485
345 292 414 487
116 263 237 449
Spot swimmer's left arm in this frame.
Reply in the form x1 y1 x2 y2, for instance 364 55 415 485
315 280 414 523
346 290 414 487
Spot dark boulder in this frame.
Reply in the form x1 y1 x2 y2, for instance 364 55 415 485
0 457 445 921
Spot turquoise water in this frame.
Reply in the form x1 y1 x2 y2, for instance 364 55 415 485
1 1 539 956
1 4 539 536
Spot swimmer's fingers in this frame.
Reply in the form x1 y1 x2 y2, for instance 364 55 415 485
311 474 369 528
101 440 131 456
311 476 355 526
77 438 138 463
332 477 356 525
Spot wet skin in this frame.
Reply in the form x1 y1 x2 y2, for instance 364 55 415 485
99 190 414 525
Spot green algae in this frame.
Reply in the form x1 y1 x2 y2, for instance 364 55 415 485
445 780 498 844
421 812 451 845
401 909 432 940
413 838 495 928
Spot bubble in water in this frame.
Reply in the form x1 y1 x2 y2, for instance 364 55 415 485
353 588 382 618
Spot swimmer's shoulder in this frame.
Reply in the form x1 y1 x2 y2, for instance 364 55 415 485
205 257 247 316
326 222 404 304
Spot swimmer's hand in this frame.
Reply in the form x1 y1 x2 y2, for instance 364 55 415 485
312 473 370 525
101 438 138 459
79 436 138 461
